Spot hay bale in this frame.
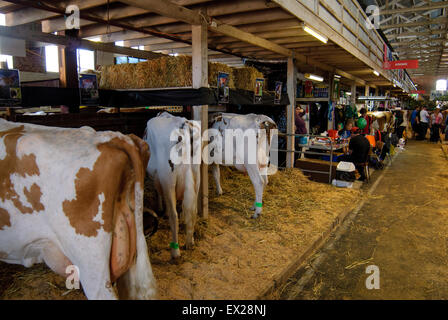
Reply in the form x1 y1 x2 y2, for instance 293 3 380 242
208 62 235 89
98 55 266 90
135 55 193 88
233 66 264 91
99 63 138 89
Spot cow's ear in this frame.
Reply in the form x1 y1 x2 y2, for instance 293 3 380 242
128 134 150 169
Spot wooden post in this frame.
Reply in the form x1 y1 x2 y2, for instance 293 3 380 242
365 85 370 96
192 23 208 219
286 56 296 168
58 29 79 113
351 83 357 105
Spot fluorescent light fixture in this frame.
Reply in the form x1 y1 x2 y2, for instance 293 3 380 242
303 25 328 44
334 74 341 78
305 73 324 82
346 92 352 95
393 84 396 87
373 70 380 76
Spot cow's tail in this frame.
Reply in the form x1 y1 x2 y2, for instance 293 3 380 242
109 135 157 300
182 121 201 248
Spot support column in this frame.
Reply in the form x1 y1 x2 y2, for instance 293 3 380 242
350 83 357 106
365 85 370 96
374 87 379 96
286 56 297 168
58 29 79 113
192 23 208 219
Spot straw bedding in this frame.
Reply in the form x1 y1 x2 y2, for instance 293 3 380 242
0 167 360 300
98 55 262 91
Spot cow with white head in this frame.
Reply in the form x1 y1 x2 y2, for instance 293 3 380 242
208 113 277 219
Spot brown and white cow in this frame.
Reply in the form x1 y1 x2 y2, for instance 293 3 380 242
144 112 201 260
368 111 394 133
0 119 156 300
209 113 277 219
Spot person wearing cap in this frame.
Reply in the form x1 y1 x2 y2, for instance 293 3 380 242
430 106 443 142
339 127 371 181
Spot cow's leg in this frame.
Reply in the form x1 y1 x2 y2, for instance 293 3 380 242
182 168 198 250
212 164 223 196
42 241 73 277
154 178 164 213
163 185 181 259
246 164 265 219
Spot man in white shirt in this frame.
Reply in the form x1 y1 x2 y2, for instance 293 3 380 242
418 106 430 141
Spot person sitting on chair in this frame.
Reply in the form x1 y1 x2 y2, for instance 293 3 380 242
339 127 371 181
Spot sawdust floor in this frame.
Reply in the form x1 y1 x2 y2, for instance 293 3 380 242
279 140 448 300
0 167 360 300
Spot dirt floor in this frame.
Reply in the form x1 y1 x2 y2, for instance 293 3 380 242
278 140 448 300
0 166 360 300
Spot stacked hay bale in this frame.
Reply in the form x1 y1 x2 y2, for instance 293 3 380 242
232 66 264 91
98 55 264 91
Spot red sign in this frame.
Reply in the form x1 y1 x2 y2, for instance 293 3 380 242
383 60 419 70
411 90 426 94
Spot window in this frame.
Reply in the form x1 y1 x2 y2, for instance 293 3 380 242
131 45 144 50
0 13 13 68
436 79 447 91
45 45 59 72
115 56 146 64
115 41 124 47
77 49 95 72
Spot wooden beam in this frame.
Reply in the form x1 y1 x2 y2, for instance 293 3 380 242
386 30 446 39
0 25 162 59
381 17 448 29
58 29 79 113
380 2 448 15
5 0 109 26
286 56 296 169
272 0 389 81
191 22 208 219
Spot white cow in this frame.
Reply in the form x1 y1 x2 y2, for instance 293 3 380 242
209 113 277 218
0 119 156 300
144 112 201 260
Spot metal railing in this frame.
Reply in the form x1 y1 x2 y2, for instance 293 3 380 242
273 133 349 184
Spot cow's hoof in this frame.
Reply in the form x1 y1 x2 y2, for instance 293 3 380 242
169 256 183 265
251 213 261 219
217 190 223 196
185 241 195 250
249 206 255 211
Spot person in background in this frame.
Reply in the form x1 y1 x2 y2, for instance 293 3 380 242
338 119 353 140
430 106 443 143
410 106 421 139
295 106 307 161
359 108 372 135
418 106 430 141
339 127 371 181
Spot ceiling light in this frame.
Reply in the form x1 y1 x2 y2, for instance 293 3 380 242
305 73 324 82
303 25 328 44
334 74 341 78
373 70 380 76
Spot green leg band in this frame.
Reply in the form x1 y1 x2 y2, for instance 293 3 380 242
255 202 263 208
169 242 179 249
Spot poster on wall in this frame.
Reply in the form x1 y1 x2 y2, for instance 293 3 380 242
274 81 282 104
0 69 21 107
217 72 230 104
332 77 340 101
79 73 99 106
254 78 264 104
304 80 313 98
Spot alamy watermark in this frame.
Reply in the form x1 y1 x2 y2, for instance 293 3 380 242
65 265 80 290
365 265 380 290
167 122 279 175
65 5 80 30
365 5 381 30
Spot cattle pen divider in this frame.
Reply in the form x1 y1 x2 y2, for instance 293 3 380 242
273 133 349 184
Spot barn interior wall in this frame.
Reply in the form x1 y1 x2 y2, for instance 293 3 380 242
13 47 46 73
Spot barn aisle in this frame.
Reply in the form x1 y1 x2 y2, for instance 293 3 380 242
280 140 448 300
